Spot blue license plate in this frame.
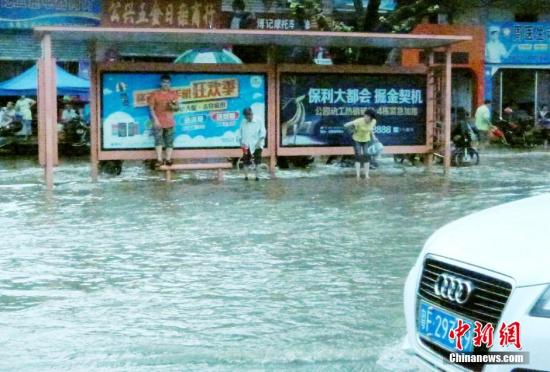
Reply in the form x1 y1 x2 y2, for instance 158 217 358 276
418 300 474 353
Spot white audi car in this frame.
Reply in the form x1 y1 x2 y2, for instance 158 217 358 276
403 194 550 371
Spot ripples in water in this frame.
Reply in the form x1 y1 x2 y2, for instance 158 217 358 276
0 150 549 371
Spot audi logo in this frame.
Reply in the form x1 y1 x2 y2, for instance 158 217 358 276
433 273 474 304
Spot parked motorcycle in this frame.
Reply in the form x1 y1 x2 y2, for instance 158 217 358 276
0 119 22 137
493 117 539 148
62 117 89 146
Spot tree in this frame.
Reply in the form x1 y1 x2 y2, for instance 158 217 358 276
378 0 440 33
287 0 441 64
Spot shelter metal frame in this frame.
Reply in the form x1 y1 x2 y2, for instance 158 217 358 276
94 62 278 174
275 63 430 157
34 26 471 189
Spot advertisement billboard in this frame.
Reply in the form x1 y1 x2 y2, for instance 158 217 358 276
486 22 550 65
280 73 426 147
100 72 266 150
0 0 100 29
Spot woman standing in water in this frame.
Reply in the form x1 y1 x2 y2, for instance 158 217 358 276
343 109 377 179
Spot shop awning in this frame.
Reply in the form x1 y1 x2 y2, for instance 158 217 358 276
0 64 89 96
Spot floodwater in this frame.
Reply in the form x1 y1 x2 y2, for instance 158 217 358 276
0 150 549 371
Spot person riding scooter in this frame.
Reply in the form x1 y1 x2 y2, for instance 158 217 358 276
451 119 479 166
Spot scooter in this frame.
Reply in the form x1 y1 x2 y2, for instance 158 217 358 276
451 122 479 167
0 120 23 149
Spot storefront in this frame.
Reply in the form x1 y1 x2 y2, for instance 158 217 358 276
402 24 485 126
484 22 550 123
0 0 100 80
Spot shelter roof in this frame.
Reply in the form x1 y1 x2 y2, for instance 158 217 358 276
34 26 471 50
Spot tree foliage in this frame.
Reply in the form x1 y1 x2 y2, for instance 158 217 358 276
287 0 440 33
286 0 442 64
378 0 440 33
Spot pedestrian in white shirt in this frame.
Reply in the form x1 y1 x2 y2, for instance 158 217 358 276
238 107 266 181
61 103 79 124
15 95 36 138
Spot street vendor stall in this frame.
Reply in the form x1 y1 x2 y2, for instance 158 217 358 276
34 26 470 189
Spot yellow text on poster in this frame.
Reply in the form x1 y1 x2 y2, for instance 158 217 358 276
133 78 239 107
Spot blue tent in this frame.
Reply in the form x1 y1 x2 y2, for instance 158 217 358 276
0 64 89 96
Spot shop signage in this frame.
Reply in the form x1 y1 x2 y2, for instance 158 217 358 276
486 22 550 64
255 14 310 31
100 72 266 150
222 12 311 30
101 0 221 29
0 0 100 29
279 73 426 147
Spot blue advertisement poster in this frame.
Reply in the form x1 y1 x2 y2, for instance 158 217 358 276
486 22 550 64
280 73 426 147
333 0 396 12
0 0 101 29
100 72 267 150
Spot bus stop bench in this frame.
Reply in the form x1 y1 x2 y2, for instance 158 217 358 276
159 162 233 182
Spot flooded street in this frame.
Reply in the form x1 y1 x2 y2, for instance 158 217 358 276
0 150 549 371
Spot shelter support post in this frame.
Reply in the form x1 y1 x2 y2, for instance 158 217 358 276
38 60 45 167
267 45 277 174
534 71 538 128
89 45 99 182
499 70 503 118
424 49 435 167
38 33 58 189
443 47 452 172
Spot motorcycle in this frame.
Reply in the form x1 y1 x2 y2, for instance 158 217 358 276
493 117 539 148
451 122 479 167
0 119 22 137
59 117 90 156
62 117 89 146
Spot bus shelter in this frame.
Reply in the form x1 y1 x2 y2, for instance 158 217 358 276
34 26 470 189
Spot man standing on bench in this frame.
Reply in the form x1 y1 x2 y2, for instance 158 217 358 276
238 107 266 181
148 74 179 168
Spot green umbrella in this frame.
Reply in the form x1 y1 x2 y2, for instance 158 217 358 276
174 48 243 64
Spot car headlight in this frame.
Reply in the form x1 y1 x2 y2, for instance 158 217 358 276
530 285 550 318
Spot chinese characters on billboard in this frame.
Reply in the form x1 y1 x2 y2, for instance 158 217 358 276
222 12 311 31
280 73 426 147
486 22 550 64
102 0 221 28
100 72 266 150
256 16 310 30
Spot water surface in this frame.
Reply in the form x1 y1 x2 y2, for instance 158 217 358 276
1 150 549 371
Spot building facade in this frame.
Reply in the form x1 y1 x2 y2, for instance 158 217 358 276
0 0 100 80
404 0 550 123
402 24 485 124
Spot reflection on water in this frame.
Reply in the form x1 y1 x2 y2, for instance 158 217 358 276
0 151 549 371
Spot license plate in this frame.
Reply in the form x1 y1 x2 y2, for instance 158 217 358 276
418 300 474 353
